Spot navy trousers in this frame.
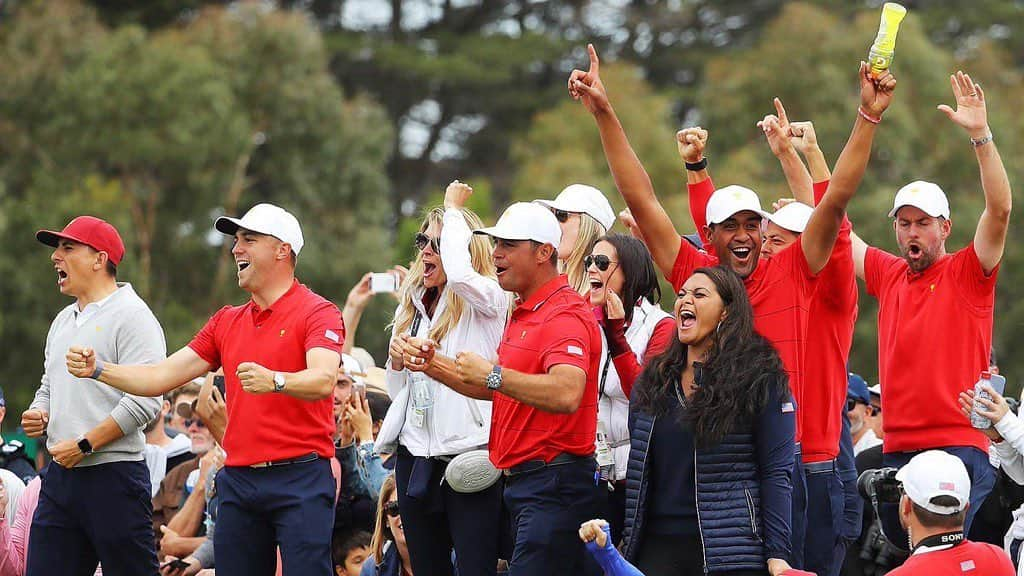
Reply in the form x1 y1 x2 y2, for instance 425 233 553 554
26 461 157 576
215 458 335 575
879 446 996 550
789 448 808 569
803 460 845 576
503 458 603 575
394 448 503 576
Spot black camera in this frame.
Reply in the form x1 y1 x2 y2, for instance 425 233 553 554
858 467 902 504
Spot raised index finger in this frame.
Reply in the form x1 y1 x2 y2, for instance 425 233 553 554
773 97 789 127
587 43 600 75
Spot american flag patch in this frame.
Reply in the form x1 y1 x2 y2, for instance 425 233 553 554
325 330 340 343
567 345 583 357
781 402 795 414
940 482 956 491
960 560 976 571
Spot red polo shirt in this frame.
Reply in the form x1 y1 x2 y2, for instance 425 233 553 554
802 180 858 463
680 178 817 443
865 243 997 454
888 541 1014 575
188 280 344 467
489 275 601 470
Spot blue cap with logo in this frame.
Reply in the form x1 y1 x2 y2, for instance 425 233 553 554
847 373 871 405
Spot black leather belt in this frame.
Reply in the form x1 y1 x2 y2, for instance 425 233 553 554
804 458 837 474
503 453 595 477
249 452 320 469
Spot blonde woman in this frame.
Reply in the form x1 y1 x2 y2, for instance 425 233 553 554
361 475 414 576
379 181 506 576
535 184 616 294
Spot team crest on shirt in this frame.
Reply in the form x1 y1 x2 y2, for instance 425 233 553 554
279 329 286 337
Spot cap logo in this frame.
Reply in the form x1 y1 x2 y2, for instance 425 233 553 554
732 191 743 200
939 481 956 491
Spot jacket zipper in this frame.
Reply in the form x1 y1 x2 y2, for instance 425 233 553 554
744 488 758 539
630 415 655 552
695 450 709 574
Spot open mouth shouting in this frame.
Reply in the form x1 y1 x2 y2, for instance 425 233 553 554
423 261 437 280
55 266 69 288
678 309 697 332
236 259 251 275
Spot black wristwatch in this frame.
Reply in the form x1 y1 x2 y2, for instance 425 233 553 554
486 365 503 391
77 436 94 456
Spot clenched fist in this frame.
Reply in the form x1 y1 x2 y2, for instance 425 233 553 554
66 346 98 379
21 409 48 438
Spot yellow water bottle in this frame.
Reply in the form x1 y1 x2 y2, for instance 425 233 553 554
868 3 908 77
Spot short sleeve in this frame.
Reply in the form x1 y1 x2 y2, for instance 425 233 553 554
776 240 817 295
304 300 345 354
952 243 999 302
864 247 902 298
669 237 717 292
187 306 230 369
540 308 593 373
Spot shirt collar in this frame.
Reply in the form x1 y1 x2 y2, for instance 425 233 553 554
76 284 121 314
250 279 301 316
515 275 571 312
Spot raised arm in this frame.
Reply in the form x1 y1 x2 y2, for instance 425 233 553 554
758 98 814 206
802 62 896 275
67 345 212 397
441 181 508 317
936 71 1011 274
569 44 681 279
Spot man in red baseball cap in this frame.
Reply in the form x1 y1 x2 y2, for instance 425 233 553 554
23 215 166 576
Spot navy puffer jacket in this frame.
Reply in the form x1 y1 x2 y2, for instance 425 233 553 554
621 379 795 573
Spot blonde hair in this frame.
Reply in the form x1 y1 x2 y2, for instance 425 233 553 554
392 206 496 344
562 213 606 295
371 475 397 564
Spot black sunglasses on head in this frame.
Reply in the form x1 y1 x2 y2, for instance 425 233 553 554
384 500 400 517
414 232 440 253
585 254 617 272
554 209 570 223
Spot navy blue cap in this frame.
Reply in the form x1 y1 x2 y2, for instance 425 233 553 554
847 373 870 405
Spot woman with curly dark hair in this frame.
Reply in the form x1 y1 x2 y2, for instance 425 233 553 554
620 266 796 575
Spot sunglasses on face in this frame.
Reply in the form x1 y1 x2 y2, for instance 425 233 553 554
584 254 617 272
384 500 400 517
554 209 570 223
185 418 206 429
414 232 440 253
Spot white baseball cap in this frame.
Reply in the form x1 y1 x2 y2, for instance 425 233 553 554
216 203 305 255
706 185 769 226
896 450 971 515
766 202 814 234
887 181 950 219
534 184 615 231
341 353 365 385
868 384 882 397
474 202 561 248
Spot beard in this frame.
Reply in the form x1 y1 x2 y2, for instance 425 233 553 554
900 242 940 273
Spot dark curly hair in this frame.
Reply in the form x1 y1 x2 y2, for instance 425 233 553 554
633 266 789 447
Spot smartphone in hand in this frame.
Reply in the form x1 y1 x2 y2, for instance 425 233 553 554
370 272 398 294
213 375 226 400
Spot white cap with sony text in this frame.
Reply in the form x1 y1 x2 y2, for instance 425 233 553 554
216 203 305 255
766 201 814 234
534 184 616 231
706 185 769 226
895 450 971 515
888 180 950 219
474 202 561 249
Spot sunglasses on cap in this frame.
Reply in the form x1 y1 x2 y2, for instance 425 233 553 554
584 254 617 272
414 233 440 253
384 500 400 517
553 209 571 223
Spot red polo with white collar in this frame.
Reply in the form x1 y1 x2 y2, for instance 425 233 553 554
188 280 344 467
489 275 602 470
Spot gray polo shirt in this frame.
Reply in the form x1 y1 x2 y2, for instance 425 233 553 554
30 283 165 466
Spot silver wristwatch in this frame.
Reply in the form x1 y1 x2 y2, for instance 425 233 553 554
273 372 286 392
486 365 503 390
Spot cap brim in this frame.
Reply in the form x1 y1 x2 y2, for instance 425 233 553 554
887 203 947 219
36 229 82 248
473 226 535 242
710 208 770 225
214 216 244 237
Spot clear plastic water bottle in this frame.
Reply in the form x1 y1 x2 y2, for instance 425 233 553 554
971 371 993 429
409 372 433 429
867 3 907 78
